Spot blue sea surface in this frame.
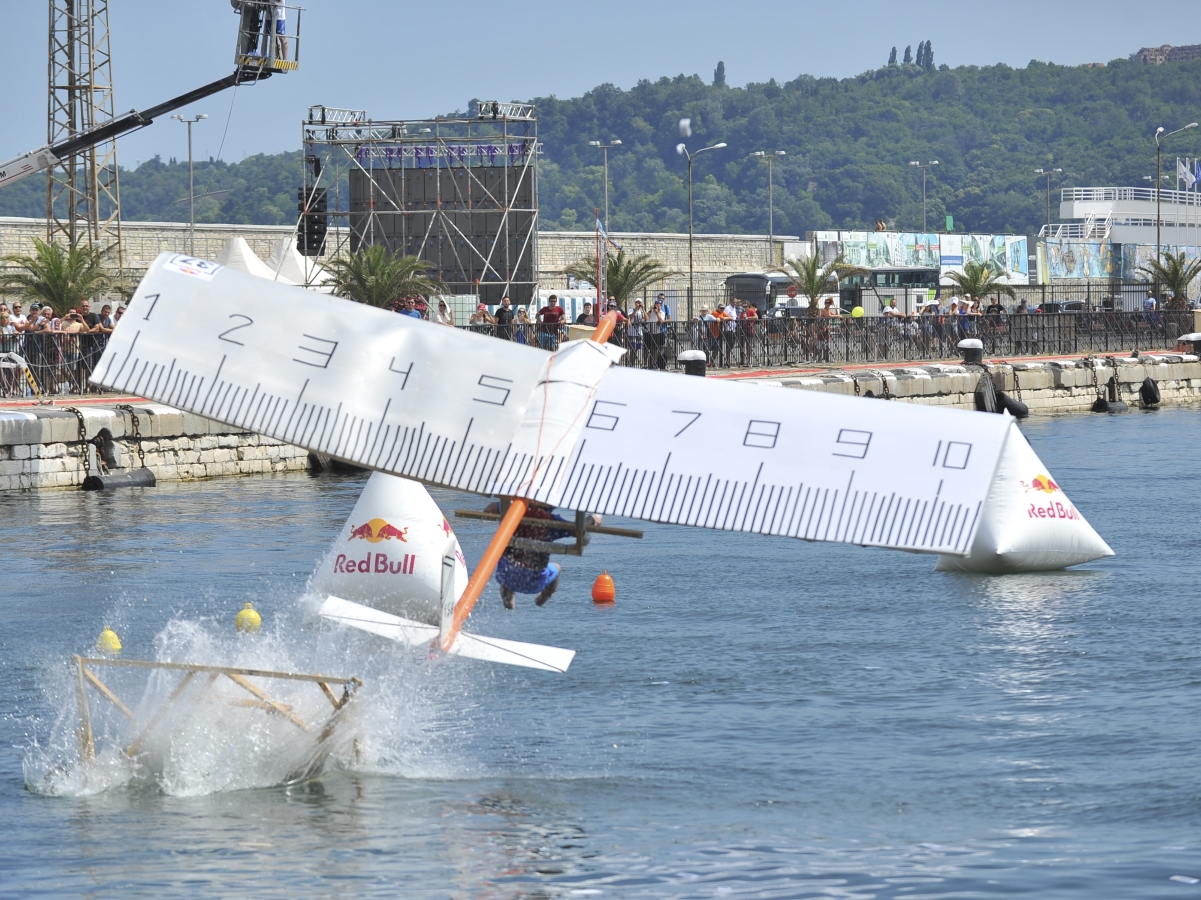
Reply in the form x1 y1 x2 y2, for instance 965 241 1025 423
1 408 1199 898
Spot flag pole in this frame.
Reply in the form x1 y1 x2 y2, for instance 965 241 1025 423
595 208 602 311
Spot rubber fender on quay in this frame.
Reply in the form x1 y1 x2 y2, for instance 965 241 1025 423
995 390 1028 419
1139 377 1161 406
81 469 157 491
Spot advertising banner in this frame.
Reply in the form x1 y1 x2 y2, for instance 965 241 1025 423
815 231 1027 283
1044 239 1116 279
939 234 1027 284
813 231 940 269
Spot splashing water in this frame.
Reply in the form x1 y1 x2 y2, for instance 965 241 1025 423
23 597 478 798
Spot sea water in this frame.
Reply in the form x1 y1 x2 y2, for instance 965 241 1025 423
1 408 1199 898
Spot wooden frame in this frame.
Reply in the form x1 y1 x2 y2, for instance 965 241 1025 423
453 506 643 557
70 655 361 767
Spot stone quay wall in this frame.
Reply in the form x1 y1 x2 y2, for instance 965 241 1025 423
0 217 792 301
749 353 1201 412
0 405 308 492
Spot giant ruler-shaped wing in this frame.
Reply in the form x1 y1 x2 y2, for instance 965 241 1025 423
94 255 1013 556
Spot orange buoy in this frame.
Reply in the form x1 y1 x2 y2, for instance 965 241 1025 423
591 570 616 605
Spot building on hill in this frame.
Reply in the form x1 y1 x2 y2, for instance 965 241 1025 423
1135 43 1201 64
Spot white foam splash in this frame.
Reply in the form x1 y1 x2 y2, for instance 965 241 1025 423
23 597 479 798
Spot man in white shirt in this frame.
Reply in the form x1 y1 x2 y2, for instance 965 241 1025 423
9 302 27 330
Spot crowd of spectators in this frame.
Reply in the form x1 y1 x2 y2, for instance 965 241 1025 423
0 300 126 395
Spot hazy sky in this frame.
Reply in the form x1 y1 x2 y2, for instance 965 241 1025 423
1 1 1197 168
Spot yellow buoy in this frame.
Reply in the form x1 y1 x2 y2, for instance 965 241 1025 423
96 627 122 654
235 602 262 634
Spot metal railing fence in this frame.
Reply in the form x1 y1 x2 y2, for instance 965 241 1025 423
1 311 1190 401
0 333 110 398
457 311 1194 371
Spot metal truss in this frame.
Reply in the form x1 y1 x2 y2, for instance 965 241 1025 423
47 0 123 273
303 107 541 303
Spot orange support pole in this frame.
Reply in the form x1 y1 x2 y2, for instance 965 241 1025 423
439 311 618 651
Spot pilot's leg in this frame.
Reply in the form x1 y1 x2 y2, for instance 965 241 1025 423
534 563 561 607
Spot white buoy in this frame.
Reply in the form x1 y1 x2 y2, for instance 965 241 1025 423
936 423 1114 573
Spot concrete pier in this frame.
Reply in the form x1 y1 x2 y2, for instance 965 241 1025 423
0 403 309 492
740 352 1201 413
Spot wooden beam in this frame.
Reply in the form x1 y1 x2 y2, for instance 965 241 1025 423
225 673 309 732
453 509 644 539
82 666 134 719
72 656 95 765
75 658 354 685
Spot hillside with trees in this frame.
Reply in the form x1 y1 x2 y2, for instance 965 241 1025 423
4 51 1201 238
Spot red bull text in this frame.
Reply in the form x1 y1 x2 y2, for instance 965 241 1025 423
333 552 416 575
1028 501 1079 521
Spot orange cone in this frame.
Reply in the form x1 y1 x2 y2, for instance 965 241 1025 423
591 570 616 605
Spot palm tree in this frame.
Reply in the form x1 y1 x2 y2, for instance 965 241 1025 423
943 260 1016 303
0 238 113 314
562 251 679 310
1136 250 1201 310
322 244 440 308
782 252 867 313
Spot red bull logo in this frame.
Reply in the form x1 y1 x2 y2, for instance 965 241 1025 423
1020 474 1060 494
333 552 416 575
348 518 409 543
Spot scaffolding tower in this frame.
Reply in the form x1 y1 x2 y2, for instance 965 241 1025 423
302 103 539 304
47 0 123 271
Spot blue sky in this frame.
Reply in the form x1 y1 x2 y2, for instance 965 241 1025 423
1 1 1197 168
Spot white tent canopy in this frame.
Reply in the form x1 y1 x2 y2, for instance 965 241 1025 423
266 237 332 289
215 237 296 284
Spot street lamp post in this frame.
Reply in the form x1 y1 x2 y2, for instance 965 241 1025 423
908 160 939 232
1155 122 1198 259
751 150 786 266
677 141 727 320
588 139 622 232
1034 168 1063 238
171 113 209 255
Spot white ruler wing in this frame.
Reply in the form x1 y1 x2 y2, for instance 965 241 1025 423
93 254 550 493
95 255 1011 555
531 367 1014 556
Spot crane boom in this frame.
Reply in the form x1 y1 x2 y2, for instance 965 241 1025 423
0 68 270 192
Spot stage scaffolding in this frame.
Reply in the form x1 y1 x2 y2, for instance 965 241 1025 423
301 103 540 305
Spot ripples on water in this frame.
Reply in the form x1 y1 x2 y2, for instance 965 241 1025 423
1 409 1199 897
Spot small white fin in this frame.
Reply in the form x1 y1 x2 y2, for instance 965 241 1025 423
318 596 576 674
438 538 458 646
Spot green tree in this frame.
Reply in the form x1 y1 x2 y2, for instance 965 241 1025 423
783 252 867 313
943 260 1016 302
0 238 114 314
1136 250 1201 310
714 61 726 88
888 47 897 66
562 250 679 310
322 244 440 308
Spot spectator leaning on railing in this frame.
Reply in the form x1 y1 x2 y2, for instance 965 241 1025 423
536 295 565 350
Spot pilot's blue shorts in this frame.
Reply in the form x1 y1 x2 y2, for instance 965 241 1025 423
495 556 560 594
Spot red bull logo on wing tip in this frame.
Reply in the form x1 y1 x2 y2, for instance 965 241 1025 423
348 518 409 543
